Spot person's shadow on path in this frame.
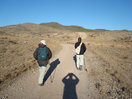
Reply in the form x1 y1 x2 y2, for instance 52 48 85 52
73 55 77 69
62 73 79 99
43 58 60 84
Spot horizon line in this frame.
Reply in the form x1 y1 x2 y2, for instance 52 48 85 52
0 22 132 31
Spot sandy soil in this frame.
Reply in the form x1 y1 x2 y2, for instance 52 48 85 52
0 44 90 99
0 32 132 99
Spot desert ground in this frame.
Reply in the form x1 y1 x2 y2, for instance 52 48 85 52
0 23 132 98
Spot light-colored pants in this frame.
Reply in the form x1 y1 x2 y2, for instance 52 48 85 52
38 64 50 84
76 55 84 69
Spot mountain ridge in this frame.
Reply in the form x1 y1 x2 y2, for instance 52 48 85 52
0 22 109 33
1 22 131 36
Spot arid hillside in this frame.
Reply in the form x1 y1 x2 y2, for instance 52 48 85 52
0 22 93 36
0 22 132 98
0 22 81 90
84 30 132 98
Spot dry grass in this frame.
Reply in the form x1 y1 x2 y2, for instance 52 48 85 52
0 23 132 97
84 31 132 99
0 31 80 90
84 31 132 97
0 34 62 90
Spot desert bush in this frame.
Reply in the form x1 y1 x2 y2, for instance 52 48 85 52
123 56 128 59
8 40 18 44
0 31 5 34
0 48 7 53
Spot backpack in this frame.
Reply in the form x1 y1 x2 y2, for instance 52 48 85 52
75 42 82 54
38 47 48 61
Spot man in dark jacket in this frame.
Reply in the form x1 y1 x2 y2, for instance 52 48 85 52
33 40 52 85
75 37 86 70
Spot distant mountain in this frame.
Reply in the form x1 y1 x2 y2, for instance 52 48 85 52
0 22 110 36
40 22 93 32
0 22 67 36
40 22 63 28
94 29 109 32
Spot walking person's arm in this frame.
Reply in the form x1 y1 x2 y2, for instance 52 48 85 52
83 43 86 53
75 43 78 49
47 47 52 60
33 48 39 60
75 43 76 49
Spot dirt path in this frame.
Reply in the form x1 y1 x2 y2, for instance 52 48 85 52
0 44 97 99
77 32 87 39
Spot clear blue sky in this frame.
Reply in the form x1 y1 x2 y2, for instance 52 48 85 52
0 0 132 30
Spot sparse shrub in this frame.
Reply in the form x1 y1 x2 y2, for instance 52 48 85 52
89 34 95 37
1 48 7 53
17 52 23 56
9 40 17 44
123 56 128 59
0 31 5 34
87 43 90 45
120 36 132 42
111 45 114 47
2 37 7 39
0 80 3 84
95 82 101 89
47 34 50 37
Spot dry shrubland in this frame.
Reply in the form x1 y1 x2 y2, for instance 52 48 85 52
84 31 132 98
0 23 132 98
0 34 63 89
0 28 79 90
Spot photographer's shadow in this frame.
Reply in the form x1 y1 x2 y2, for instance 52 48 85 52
62 73 79 99
43 58 60 83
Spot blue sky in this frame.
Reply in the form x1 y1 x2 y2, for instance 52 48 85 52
0 0 132 30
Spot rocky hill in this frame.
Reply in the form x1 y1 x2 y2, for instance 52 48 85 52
0 22 89 35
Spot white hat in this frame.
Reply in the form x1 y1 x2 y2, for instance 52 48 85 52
40 40 46 45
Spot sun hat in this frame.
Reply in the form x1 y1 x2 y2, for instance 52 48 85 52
40 40 46 45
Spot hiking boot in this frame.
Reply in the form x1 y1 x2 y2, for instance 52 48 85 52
80 65 82 70
77 67 79 70
85 68 87 72
79 66 82 71
39 83 44 86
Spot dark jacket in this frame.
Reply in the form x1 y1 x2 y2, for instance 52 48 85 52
75 42 86 55
33 44 52 66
